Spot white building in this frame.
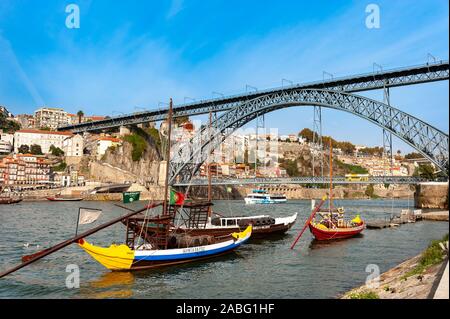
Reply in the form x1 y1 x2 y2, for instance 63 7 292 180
34 107 69 130
14 129 73 154
62 134 84 157
96 136 122 159
0 140 12 154
0 131 14 145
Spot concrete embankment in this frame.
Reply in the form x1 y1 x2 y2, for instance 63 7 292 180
341 235 449 299
422 211 449 221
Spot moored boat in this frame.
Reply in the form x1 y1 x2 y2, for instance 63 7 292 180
46 196 84 201
307 141 365 241
0 197 23 205
291 141 365 249
244 189 287 204
309 215 365 241
77 225 252 271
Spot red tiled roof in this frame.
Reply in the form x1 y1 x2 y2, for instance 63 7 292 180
97 136 121 142
15 129 73 136
88 116 106 121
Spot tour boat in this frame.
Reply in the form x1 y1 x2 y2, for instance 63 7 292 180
244 190 287 204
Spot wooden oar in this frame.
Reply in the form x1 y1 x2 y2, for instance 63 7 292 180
290 196 327 250
0 202 162 279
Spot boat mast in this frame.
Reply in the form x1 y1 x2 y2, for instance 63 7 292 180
329 139 333 212
207 111 212 217
163 98 174 216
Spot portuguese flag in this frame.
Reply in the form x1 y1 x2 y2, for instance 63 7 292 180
169 189 185 205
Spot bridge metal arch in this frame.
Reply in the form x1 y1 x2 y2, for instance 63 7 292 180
169 89 449 184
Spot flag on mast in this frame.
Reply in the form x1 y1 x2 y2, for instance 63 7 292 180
78 208 102 225
169 189 185 205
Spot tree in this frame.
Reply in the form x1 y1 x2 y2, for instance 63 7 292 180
77 110 84 124
174 116 189 126
49 145 64 156
405 152 424 160
40 126 51 131
298 128 318 143
279 159 300 177
0 113 20 133
18 145 30 154
413 164 435 179
30 144 43 155
365 184 375 198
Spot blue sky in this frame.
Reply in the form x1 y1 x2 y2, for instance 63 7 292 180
0 0 448 152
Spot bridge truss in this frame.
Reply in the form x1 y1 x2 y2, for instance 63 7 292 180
169 89 449 184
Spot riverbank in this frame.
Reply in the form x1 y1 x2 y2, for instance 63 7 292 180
341 234 449 299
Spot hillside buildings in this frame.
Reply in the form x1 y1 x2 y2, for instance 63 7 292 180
0 154 51 186
34 107 69 130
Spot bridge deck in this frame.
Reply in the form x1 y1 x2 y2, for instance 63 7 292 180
58 60 449 133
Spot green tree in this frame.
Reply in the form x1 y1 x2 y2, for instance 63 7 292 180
365 184 376 198
298 128 318 142
40 126 51 131
405 152 424 160
49 145 64 156
174 116 189 126
77 110 84 124
0 113 20 133
18 144 30 154
147 127 161 152
30 144 43 155
413 164 435 179
280 159 300 177
123 134 147 161
53 161 67 172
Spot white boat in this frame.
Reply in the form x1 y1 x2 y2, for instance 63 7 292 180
244 190 287 204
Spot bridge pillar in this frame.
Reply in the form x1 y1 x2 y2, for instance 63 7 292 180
119 126 131 136
158 161 167 186
414 182 448 209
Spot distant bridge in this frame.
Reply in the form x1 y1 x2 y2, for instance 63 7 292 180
59 60 449 133
173 176 431 187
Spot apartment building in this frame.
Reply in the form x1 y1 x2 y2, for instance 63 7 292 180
0 154 51 186
34 107 69 130
67 114 106 125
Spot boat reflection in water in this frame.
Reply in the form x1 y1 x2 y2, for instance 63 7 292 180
308 233 364 250
83 272 135 299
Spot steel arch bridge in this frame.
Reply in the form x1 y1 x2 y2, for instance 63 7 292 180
168 89 449 185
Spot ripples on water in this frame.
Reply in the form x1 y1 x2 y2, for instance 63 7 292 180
0 199 448 299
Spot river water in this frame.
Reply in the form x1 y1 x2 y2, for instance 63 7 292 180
0 199 448 299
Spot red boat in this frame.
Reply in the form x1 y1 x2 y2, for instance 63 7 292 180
291 141 365 249
308 220 365 241
46 197 84 201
